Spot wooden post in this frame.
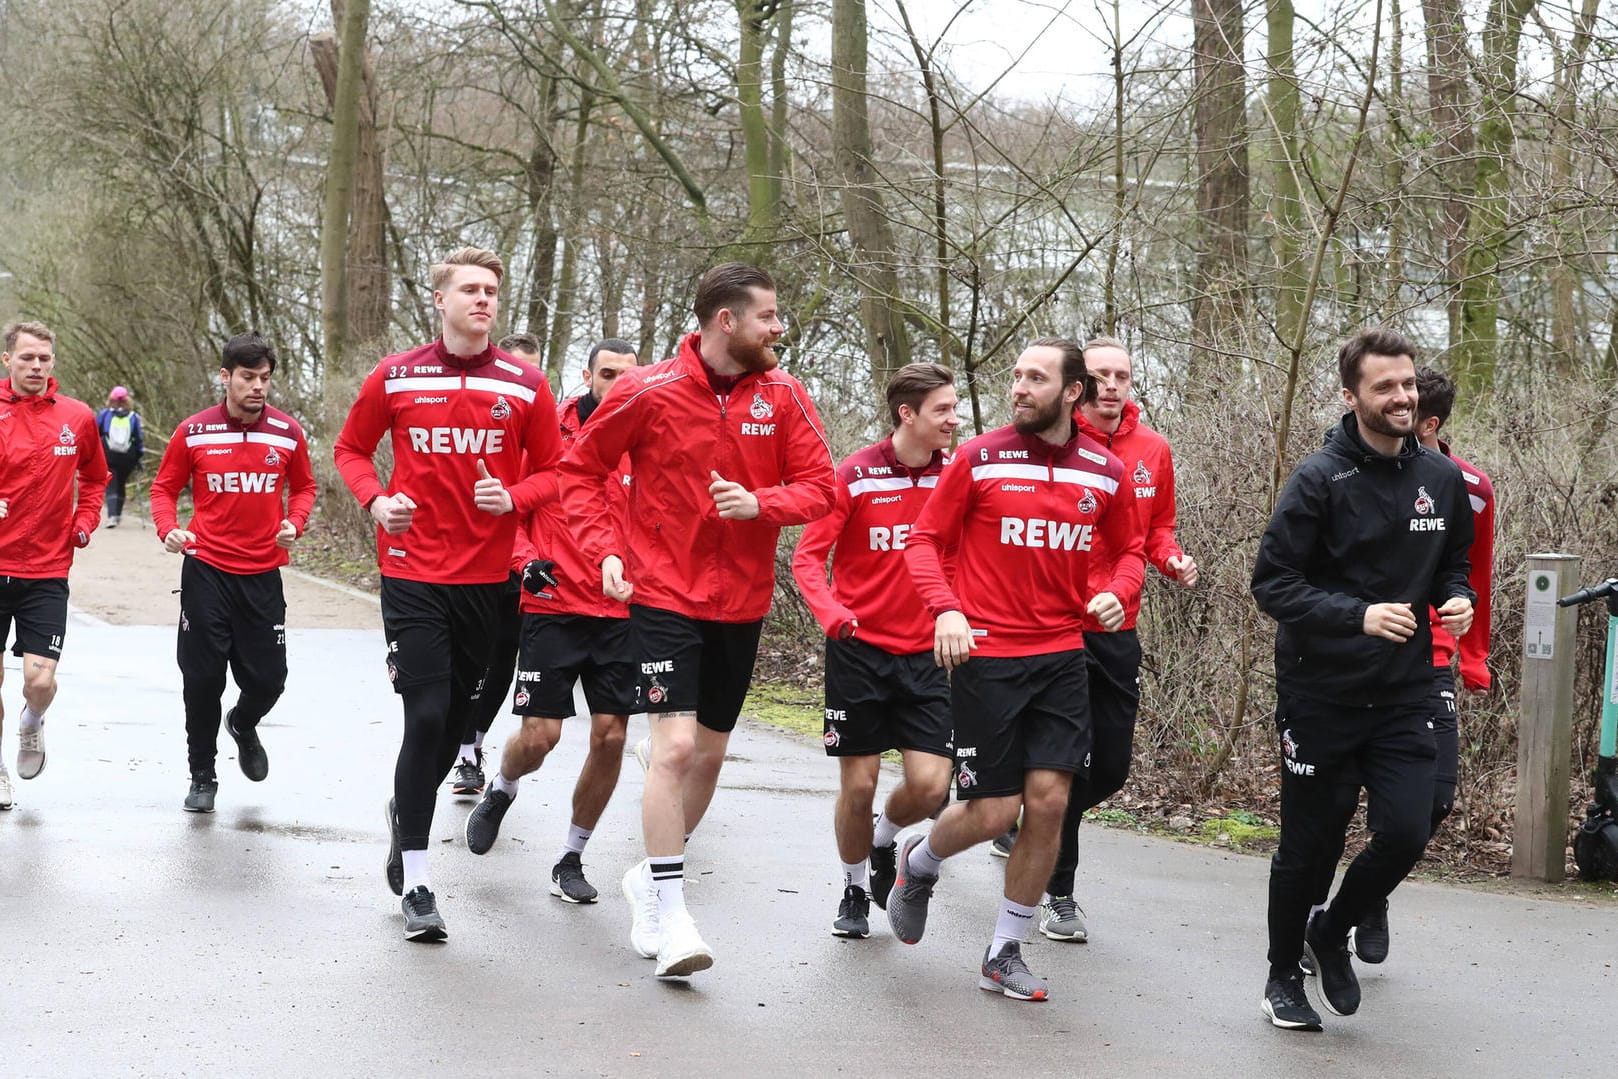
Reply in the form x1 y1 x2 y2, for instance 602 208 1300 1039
1513 553 1580 880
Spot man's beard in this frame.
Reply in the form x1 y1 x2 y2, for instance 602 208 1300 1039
1012 395 1068 437
733 338 779 373
1359 403 1411 441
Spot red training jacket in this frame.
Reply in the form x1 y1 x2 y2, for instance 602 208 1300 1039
791 436 948 655
560 332 836 623
149 403 318 575
1074 400 1185 631
333 339 562 585
1430 445 1494 691
905 423 1145 658
514 393 630 619
0 377 110 578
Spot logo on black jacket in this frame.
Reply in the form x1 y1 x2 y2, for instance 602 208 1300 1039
264 447 281 467
1076 489 1097 515
1281 728 1298 759
1133 460 1151 484
749 392 774 420
490 395 512 420
58 424 75 445
1413 486 1434 515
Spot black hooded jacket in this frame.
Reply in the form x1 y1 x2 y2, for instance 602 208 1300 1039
1251 413 1475 707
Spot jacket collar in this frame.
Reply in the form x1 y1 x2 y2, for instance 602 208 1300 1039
1075 399 1138 445
1 376 59 403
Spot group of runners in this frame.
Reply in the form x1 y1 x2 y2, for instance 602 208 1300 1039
0 252 1492 1022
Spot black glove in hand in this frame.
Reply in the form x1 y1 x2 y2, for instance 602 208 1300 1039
522 559 559 596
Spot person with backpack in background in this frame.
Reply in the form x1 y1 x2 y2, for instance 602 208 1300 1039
97 386 145 527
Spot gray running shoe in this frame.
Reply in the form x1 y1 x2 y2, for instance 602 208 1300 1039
979 942 1049 1001
17 724 45 780
886 835 938 944
1262 973 1323 1031
464 786 513 855
989 826 1016 859
401 885 448 942
0 769 12 809
1038 895 1088 942
183 772 218 814
550 851 599 903
832 884 871 938
384 798 404 896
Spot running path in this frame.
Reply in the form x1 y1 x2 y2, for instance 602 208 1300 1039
3 526 1612 1075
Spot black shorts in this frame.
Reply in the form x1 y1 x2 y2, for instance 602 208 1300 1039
822 636 951 758
1430 668 1459 785
0 576 69 659
380 577 505 699
177 557 287 692
949 649 1090 800
630 605 763 733
513 613 637 718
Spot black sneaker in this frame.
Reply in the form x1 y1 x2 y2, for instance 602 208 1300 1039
550 851 599 903
451 757 485 797
869 842 898 910
384 798 404 896
1303 910 1360 1016
401 885 447 942
183 772 218 814
1261 972 1323 1031
225 710 268 782
1351 899 1390 964
464 787 513 855
832 884 871 938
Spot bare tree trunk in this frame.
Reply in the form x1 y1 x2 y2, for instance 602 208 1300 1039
834 0 912 381
736 0 778 248
546 90 595 379
1265 0 1306 348
317 0 369 372
1103 0 1124 335
1191 0 1249 378
1381 0 1406 320
768 0 793 214
1421 0 1474 347
1547 0 1600 374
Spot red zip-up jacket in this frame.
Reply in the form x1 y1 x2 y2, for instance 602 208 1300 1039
0 377 110 578
791 436 947 655
149 403 318 575
1430 445 1494 691
333 339 562 585
1074 400 1185 632
559 332 836 623
905 423 1145 658
513 394 630 619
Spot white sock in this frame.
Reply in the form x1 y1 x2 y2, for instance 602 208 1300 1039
872 810 901 849
841 859 868 889
18 706 42 731
905 835 946 879
493 771 520 797
402 849 431 892
559 822 592 862
990 896 1037 954
649 857 686 920
457 742 476 763
473 730 486 750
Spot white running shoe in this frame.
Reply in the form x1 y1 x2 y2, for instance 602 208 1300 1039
17 725 45 780
0 769 12 809
655 910 714 978
622 860 660 959
633 735 652 774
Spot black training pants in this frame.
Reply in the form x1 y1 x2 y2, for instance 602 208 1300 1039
177 557 287 775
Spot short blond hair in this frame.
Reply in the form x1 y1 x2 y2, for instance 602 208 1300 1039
4 320 55 352
430 247 504 291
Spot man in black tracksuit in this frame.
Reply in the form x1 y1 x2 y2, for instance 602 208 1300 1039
1250 328 1474 1032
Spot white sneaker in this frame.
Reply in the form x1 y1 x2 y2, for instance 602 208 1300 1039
17 725 45 780
0 769 12 809
633 735 652 774
622 860 660 959
655 909 714 978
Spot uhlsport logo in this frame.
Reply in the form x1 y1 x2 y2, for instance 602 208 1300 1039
1413 486 1434 515
490 395 512 420
749 392 773 420
1076 489 1097 515
1132 460 1151 484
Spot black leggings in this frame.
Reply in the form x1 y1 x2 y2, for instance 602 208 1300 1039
461 576 521 744
105 461 139 518
395 680 477 850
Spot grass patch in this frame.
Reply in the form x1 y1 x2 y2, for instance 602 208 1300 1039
743 680 823 742
1198 815 1281 848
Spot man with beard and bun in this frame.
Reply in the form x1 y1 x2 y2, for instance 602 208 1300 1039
464 337 642 909
1251 328 1474 1031
991 335 1199 944
335 247 562 942
0 321 109 810
561 263 835 979
791 363 959 939
150 334 317 814
889 337 1144 1001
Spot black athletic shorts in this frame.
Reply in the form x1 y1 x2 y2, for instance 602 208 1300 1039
0 576 69 659
822 636 951 758
949 648 1090 800
1430 668 1459 785
380 577 504 698
513 613 637 718
630 604 763 733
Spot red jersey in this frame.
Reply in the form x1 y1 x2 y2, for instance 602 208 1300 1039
1074 401 1185 631
149 403 318 575
905 423 1145 658
791 436 947 655
514 393 630 619
333 339 562 585
559 332 836 623
0 377 109 578
1430 446 1494 691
